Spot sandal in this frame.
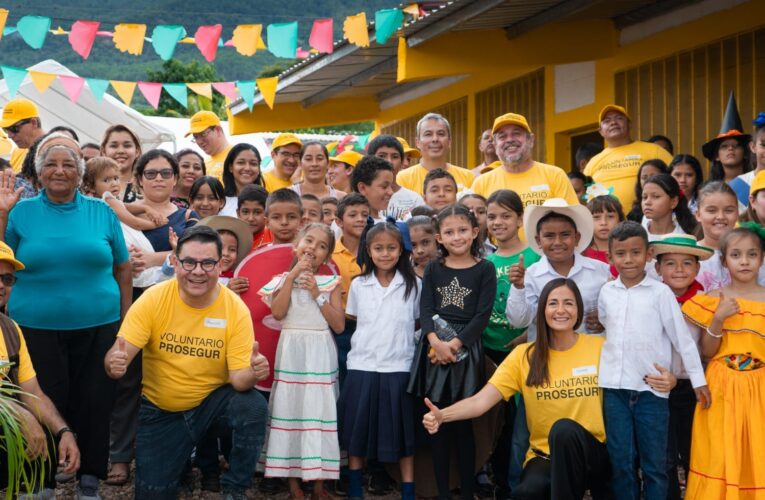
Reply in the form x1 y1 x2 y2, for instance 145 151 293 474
105 462 130 486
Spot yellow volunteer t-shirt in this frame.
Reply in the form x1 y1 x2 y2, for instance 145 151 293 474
332 237 361 308
0 322 36 384
489 334 606 464
10 148 27 173
472 161 579 207
583 141 673 210
120 279 253 412
263 169 293 193
206 145 233 182
396 163 475 195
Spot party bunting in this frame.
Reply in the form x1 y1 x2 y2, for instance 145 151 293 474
355 133 371 150
194 24 222 62
1 66 27 98
112 24 146 55
231 24 262 56
256 77 278 109
267 21 298 59
403 3 423 20
110 80 136 106
16 15 51 49
375 9 403 44
163 83 188 107
59 76 86 103
0 9 8 41
344 13 369 48
212 81 238 100
309 19 333 54
86 78 109 102
68 20 99 59
151 25 186 60
237 80 256 111
187 82 212 100
29 71 57 93
296 47 310 59
138 81 163 109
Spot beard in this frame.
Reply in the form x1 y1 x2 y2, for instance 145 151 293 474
500 143 532 164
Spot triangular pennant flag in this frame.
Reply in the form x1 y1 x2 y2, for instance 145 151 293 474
266 22 298 58
0 66 28 98
256 32 266 50
355 133 371 150
296 46 310 59
212 82 238 100
194 24 222 62
344 13 369 48
110 80 136 106
403 3 422 20
231 24 262 56
187 82 212 100
151 25 186 60
113 24 146 55
68 20 99 59
86 78 109 102
163 83 188 107
237 80 256 111
16 15 51 49
29 71 57 94
3 27 16 37
59 75 86 104
256 77 278 110
309 19 333 54
0 9 8 41
375 9 404 44
137 82 163 109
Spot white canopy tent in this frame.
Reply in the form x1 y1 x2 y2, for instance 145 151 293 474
0 59 175 149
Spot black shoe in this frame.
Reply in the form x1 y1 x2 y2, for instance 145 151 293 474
259 476 285 493
368 468 393 495
333 476 350 497
201 471 221 492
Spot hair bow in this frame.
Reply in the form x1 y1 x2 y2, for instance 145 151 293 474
753 112 765 128
739 221 765 241
385 216 413 253
584 182 614 202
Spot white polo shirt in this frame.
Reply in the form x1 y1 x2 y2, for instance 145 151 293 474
346 271 421 373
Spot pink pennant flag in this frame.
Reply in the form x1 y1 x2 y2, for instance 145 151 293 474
68 20 99 59
212 82 238 100
58 75 86 103
309 19 333 53
194 24 222 62
296 46 310 59
137 81 163 109
223 39 234 47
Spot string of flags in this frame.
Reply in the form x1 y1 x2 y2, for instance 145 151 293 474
0 5 422 63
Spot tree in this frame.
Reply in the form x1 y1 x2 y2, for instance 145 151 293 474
258 61 295 78
144 60 226 118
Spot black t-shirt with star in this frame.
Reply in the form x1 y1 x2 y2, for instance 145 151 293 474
420 258 496 348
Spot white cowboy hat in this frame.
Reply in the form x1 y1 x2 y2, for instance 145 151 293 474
524 198 594 254
198 216 254 267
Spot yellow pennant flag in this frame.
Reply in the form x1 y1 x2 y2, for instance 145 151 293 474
0 9 8 41
256 77 278 109
344 13 369 48
113 24 146 55
403 4 422 20
256 33 266 50
232 24 262 56
29 71 57 94
187 83 212 100
110 80 136 106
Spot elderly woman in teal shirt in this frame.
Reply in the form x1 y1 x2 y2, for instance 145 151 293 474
0 132 132 499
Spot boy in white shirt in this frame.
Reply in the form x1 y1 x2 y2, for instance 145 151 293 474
599 221 711 500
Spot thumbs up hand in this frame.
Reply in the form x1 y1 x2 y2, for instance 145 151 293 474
508 253 526 289
250 341 269 381
422 398 443 434
714 291 739 323
106 337 129 379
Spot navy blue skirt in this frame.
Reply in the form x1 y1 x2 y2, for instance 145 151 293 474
337 370 416 462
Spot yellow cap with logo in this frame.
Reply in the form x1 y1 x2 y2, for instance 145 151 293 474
0 99 39 129
185 111 221 137
0 240 24 270
491 113 532 135
598 104 630 123
329 150 363 168
271 133 303 151
396 137 421 159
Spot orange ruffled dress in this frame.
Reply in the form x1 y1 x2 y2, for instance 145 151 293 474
682 295 765 500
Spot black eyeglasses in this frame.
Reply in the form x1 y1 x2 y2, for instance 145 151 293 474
3 119 32 135
179 258 219 272
0 274 17 286
143 168 175 180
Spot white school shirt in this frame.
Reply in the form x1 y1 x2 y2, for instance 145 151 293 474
506 253 611 341
640 216 685 242
346 271 421 373
597 275 707 398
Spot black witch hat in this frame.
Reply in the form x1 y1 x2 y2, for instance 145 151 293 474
702 91 751 161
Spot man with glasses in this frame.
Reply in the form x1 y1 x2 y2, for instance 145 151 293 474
104 225 269 500
0 98 46 172
185 111 232 182
263 133 303 192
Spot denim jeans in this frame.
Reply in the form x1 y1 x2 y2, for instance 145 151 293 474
508 397 529 490
603 388 669 500
135 385 268 499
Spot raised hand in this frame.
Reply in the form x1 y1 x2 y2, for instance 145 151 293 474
250 341 270 381
508 253 526 289
422 398 443 434
0 169 22 217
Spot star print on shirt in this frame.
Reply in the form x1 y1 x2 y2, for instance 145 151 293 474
437 277 472 309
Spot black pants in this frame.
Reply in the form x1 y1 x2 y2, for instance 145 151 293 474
0 425 57 492
431 418 475 500
667 379 695 500
485 347 517 494
21 321 119 479
512 419 612 500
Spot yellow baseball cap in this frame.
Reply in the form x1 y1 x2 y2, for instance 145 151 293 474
185 111 221 137
491 113 532 135
271 133 303 151
0 99 39 129
0 240 24 271
750 170 765 195
329 150 363 167
397 137 421 159
599 104 631 123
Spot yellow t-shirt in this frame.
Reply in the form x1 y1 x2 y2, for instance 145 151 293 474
396 163 475 195
489 334 606 464
10 148 26 173
263 169 293 193
205 145 233 182
120 279 253 412
332 237 361 308
583 141 673 210
0 321 35 384
472 161 579 207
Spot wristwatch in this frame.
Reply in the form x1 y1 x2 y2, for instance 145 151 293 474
315 295 329 307
55 426 76 441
